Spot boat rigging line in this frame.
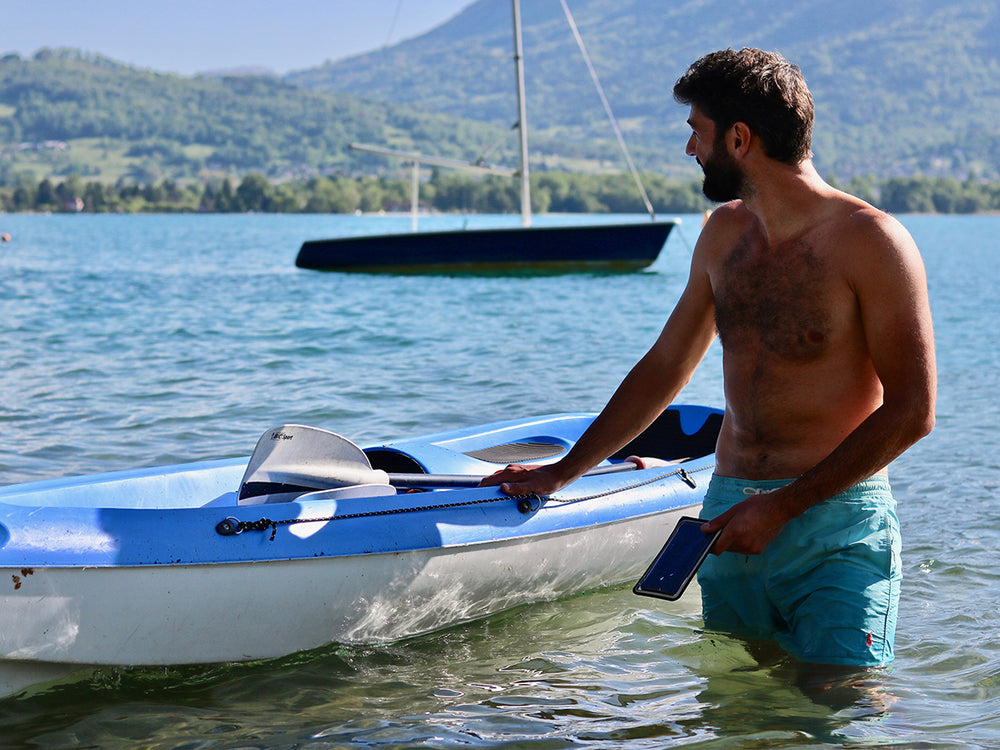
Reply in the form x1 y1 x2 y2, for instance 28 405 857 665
559 0 656 221
351 0 659 231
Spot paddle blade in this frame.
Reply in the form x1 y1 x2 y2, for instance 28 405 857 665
239 424 390 503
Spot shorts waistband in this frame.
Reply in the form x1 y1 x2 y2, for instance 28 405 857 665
708 473 891 498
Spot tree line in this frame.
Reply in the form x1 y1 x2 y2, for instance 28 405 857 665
2 170 1000 215
0 170 712 214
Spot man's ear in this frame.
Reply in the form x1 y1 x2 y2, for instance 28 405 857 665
729 122 752 158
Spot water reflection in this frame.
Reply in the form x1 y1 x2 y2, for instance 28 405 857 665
0 586 906 748
677 632 896 746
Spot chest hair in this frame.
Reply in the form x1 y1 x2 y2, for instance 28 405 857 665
714 235 835 362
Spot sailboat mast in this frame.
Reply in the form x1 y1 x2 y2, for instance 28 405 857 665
511 0 531 227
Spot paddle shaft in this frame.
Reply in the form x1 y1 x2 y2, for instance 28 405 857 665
387 461 637 488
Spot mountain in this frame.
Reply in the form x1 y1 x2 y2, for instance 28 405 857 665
288 0 1000 180
0 49 516 184
2 0 999 185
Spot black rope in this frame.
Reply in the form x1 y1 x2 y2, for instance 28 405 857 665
216 493 544 540
216 464 713 540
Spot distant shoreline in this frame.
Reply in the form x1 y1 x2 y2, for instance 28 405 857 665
3 173 1000 216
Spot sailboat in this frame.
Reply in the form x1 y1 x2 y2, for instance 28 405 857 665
294 0 676 273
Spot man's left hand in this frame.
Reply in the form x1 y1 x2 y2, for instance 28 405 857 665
701 493 791 555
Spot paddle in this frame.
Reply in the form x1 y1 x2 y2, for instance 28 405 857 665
238 424 391 502
387 461 639 488
239 424 642 501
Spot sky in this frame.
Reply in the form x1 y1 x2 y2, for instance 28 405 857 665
3 0 475 75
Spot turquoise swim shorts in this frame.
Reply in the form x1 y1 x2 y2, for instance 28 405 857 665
698 474 901 667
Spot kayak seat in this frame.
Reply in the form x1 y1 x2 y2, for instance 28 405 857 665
364 440 566 474
462 441 565 464
611 408 723 462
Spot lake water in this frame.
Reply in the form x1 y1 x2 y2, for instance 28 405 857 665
0 212 997 748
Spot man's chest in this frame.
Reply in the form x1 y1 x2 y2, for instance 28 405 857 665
712 237 853 362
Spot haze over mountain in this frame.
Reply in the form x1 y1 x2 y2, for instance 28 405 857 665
290 0 1000 180
2 0 998 184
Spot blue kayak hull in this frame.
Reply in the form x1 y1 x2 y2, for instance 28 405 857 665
0 405 721 694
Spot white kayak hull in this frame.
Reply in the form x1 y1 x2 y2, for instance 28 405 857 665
0 406 723 697
0 507 689 664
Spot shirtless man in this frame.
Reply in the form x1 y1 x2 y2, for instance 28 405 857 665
481 48 936 667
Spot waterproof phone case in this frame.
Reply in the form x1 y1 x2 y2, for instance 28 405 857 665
633 516 721 601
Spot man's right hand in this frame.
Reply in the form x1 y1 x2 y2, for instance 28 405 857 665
478 463 569 496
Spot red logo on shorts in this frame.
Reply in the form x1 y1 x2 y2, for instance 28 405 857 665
866 632 873 647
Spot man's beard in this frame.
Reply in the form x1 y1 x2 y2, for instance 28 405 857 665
700 143 745 203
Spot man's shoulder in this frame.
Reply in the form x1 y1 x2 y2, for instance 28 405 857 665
698 201 755 247
822 196 925 289
836 200 917 257
689 204 747 275
704 200 753 226
828 191 904 234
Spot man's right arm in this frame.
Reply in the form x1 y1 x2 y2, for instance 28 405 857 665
480 224 721 496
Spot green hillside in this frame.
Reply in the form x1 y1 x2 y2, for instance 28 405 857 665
2 0 999 188
0 48 518 185
290 0 1000 180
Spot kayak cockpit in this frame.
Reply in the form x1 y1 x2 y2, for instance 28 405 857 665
0 406 723 512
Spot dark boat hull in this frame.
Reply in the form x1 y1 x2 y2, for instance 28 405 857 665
295 221 675 272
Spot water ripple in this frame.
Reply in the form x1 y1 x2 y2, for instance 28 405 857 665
0 214 997 749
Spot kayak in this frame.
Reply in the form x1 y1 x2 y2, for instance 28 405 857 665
0 404 721 697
